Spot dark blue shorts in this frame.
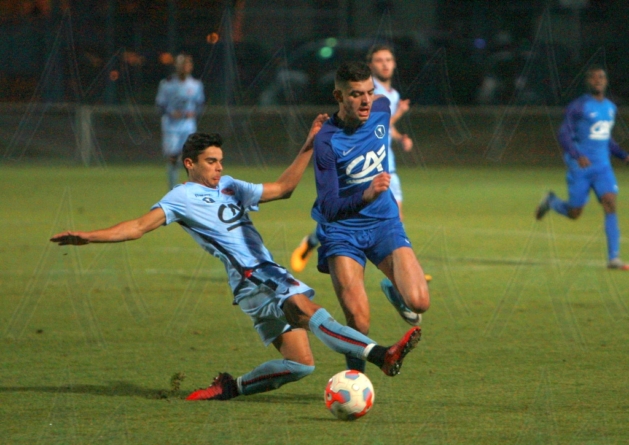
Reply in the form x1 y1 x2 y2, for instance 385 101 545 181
566 164 618 208
316 218 411 274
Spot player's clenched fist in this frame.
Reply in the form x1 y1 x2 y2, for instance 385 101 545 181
363 172 391 203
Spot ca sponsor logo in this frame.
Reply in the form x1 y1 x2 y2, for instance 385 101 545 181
345 145 386 184
589 120 613 140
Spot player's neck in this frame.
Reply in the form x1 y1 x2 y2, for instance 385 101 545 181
374 76 392 90
335 111 362 130
590 92 605 101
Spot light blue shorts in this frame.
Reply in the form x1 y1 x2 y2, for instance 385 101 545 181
237 265 315 346
162 131 191 157
390 172 403 202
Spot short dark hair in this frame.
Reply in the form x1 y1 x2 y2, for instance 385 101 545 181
365 44 395 64
586 64 606 78
335 61 372 87
182 132 222 168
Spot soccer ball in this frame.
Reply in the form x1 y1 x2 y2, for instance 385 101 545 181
324 370 375 421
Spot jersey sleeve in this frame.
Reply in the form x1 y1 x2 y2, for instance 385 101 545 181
557 100 583 160
313 137 367 222
151 186 186 225
230 177 263 211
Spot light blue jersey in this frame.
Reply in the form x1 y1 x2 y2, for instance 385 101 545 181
373 77 400 173
156 75 205 135
152 176 280 303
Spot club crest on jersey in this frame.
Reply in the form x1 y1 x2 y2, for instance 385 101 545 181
345 145 386 184
374 125 385 139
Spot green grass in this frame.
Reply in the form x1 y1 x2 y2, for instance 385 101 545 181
2 164 629 444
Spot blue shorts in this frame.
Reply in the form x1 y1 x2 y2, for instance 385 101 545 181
566 164 618 208
237 265 314 346
316 218 411 274
162 131 191 157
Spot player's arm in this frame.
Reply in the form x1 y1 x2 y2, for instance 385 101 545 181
259 113 328 202
558 103 589 167
314 145 390 221
50 208 166 246
609 138 629 163
389 98 413 152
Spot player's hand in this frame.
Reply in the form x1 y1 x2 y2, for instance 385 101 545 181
171 110 183 119
398 99 411 115
363 172 390 202
400 134 413 152
577 156 591 168
305 114 329 148
50 231 90 246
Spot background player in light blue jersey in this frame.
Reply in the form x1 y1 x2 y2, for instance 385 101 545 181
156 54 205 190
367 44 413 216
536 66 629 270
311 61 430 373
50 115 421 401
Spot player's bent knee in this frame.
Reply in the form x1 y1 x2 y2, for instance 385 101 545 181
285 360 315 380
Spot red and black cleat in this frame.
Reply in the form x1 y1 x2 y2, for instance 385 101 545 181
186 372 239 401
381 326 422 376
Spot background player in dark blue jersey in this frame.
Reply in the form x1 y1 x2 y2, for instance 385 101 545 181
312 61 430 372
536 66 629 270
50 114 421 401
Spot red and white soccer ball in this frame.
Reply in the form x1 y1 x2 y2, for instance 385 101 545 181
324 370 375 421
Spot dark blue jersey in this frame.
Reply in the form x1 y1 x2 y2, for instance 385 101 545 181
311 97 399 228
558 94 627 169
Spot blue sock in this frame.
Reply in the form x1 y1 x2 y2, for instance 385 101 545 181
549 194 570 217
238 359 314 396
605 212 620 260
309 308 375 360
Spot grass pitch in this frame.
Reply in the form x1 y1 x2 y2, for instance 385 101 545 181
1 164 629 444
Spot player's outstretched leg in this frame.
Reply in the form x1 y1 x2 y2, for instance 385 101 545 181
380 326 422 376
290 232 318 273
535 191 555 220
381 278 421 326
187 372 238 401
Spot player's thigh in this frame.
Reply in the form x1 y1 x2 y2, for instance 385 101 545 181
328 256 370 324
162 132 183 156
272 329 314 366
566 168 592 208
593 168 619 205
377 246 429 305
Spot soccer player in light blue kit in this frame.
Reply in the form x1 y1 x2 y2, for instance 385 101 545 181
50 114 421 401
156 54 205 190
536 66 629 270
312 61 430 373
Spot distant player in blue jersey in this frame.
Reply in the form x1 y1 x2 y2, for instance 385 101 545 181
50 114 421 401
156 54 205 190
536 66 629 270
311 61 430 373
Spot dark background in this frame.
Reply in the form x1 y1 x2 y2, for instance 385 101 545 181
1 0 627 107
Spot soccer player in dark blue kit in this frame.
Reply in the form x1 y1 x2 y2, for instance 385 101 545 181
536 66 629 270
312 61 430 372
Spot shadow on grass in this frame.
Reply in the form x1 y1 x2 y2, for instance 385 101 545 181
0 382 323 403
0 381 188 400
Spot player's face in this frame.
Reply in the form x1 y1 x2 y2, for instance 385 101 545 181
176 56 193 77
587 69 607 96
335 78 375 125
185 146 223 188
369 49 396 82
